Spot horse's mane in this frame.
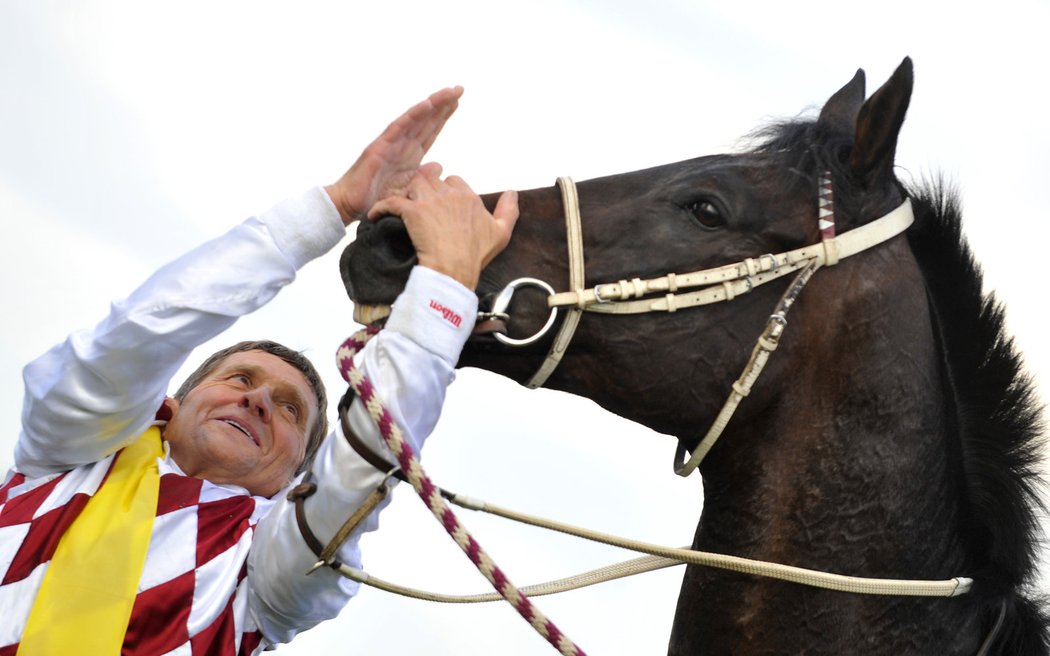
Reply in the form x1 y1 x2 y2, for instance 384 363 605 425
751 118 1049 650
906 183 1044 591
906 183 1049 650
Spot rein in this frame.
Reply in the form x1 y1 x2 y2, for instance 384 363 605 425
485 175 915 475
291 352 972 612
321 328 586 656
317 428 974 597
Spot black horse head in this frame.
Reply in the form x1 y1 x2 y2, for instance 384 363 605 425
341 58 1048 655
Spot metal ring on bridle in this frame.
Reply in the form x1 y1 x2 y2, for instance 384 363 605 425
490 277 560 347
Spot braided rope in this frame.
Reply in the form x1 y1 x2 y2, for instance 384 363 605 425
337 327 585 656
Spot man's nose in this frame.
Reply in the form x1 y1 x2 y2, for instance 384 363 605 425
240 387 272 422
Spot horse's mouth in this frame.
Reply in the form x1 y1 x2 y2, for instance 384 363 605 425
353 303 392 327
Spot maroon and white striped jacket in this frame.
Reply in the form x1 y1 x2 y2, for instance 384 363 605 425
0 444 272 654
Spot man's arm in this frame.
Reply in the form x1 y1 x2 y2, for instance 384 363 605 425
246 265 476 643
246 167 520 645
16 190 345 477
15 88 467 477
14 86 519 646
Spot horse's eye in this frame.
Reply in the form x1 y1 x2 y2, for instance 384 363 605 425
689 199 725 230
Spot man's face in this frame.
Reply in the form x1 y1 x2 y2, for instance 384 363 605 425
164 350 319 498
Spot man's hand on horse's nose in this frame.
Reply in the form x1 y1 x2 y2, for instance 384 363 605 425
368 169 519 290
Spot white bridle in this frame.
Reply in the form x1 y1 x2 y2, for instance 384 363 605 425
502 176 914 476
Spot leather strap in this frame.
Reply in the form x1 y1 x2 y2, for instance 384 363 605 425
287 392 403 573
975 599 1008 656
674 261 819 476
288 477 326 560
338 389 406 483
547 200 914 314
289 470 394 574
472 316 508 337
526 177 585 389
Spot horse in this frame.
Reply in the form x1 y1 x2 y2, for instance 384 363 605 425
340 58 1049 655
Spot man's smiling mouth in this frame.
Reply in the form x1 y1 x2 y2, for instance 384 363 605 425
221 419 259 446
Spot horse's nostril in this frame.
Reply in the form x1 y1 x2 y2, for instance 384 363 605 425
366 215 415 259
340 215 417 305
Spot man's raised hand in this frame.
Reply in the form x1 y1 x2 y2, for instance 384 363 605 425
325 87 463 226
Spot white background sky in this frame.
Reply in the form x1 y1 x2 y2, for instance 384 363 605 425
1 1 1047 654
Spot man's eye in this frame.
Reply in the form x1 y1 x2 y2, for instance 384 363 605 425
232 374 251 385
284 403 300 419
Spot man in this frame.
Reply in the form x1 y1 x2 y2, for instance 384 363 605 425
1 87 519 653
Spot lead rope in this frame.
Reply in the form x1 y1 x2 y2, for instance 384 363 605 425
336 327 586 656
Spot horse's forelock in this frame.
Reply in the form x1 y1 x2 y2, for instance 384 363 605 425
744 117 909 227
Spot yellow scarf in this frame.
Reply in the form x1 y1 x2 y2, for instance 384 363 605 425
18 427 163 655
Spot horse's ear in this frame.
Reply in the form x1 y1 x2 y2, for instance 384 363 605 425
817 68 866 137
848 57 913 182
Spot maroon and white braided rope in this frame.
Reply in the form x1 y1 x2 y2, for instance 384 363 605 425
337 327 585 656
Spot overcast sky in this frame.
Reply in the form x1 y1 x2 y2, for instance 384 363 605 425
2 1 1048 653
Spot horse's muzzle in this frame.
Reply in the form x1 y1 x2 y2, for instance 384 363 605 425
340 215 417 308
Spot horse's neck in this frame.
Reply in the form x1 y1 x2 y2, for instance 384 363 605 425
701 364 964 567
705 241 961 541
674 250 980 654
701 251 966 568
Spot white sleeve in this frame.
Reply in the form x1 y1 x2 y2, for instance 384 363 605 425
247 266 478 645
15 188 346 477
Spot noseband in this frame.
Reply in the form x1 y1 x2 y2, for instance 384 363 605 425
485 175 914 476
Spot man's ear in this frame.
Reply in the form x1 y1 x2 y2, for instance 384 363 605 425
157 397 179 423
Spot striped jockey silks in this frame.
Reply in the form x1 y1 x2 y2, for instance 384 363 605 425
0 448 268 655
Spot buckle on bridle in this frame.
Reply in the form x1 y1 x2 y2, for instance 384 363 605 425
593 284 611 304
